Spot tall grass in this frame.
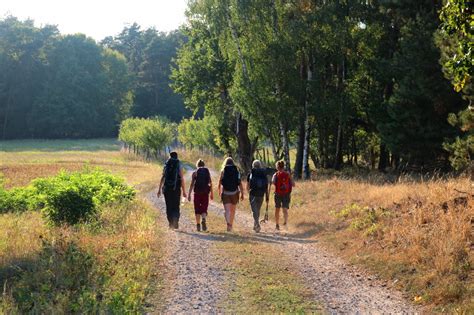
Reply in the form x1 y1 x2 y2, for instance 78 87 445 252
0 140 163 312
290 175 473 312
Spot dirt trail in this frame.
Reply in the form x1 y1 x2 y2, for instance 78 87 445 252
206 198 417 314
147 165 418 314
147 191 230 314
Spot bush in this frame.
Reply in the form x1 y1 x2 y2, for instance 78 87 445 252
0 186 40 213
0 169 135 225
37 169 136 226
42 185 96 225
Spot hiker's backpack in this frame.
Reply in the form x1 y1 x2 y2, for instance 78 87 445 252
275 171 291 195
163 158 180 192
249 168 268 196
194 167 211 194
222 165 240 191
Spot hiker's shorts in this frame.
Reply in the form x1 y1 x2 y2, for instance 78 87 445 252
274 193 291 209
193 192 209 214
221 191 239 205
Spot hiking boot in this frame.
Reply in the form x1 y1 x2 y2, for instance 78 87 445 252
275 224 280 231
172 219 179 230
196 223 201 232
201 219 207 231
254 224 261 233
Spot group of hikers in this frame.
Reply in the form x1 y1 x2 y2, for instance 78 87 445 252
157 152 295 233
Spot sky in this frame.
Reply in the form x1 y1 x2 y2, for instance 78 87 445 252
0 0 188 41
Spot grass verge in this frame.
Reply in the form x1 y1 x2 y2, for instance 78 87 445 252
289 174 473 313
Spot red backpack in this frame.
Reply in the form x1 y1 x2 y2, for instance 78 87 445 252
275 171 292 195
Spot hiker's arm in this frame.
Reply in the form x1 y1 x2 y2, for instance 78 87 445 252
188 175 195 202
265 180 270 202
209 178 214 201
180 168 187 198
157 174 164 197
218 172 223 196
269 174 277 196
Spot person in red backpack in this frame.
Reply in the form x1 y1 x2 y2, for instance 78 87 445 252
271 160 295 231
188 159 213 232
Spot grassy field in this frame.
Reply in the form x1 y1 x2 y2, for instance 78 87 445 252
0 139 164 313
286 172 473 313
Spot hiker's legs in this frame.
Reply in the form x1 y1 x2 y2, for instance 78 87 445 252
164 189 180 228
275 207 281 225
283 208 289 225
228 204 236 226
282 194 291 225
250 195 264 227
224 203 232 224
194 192 209 229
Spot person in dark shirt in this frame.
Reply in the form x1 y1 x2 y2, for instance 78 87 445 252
246 160 269 233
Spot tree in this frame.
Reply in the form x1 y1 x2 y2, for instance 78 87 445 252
437 0 473 170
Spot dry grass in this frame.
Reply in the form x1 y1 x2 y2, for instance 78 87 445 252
0 139 164 312
0 144 161 189
174 149 224 171
289 175 473 312
0 212 48 272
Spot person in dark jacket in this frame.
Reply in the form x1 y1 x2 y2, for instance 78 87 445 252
246 160 269 233
157 152 187 229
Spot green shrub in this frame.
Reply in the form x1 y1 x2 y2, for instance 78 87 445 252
42 184 97 225
36 169 135 226
0 186 40 213
0 169 135 225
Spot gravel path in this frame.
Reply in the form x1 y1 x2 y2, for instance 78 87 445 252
206 198 418 314
147 190 230 314
147 165 418 314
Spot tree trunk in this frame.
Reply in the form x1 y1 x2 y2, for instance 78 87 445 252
236 113 253 174
333 60 345 170
370 146 376 170
334 126 343 170
294 116 305 179
2 86 13 140
378 143 389 172
302 54 313 180
352 132 358 166
280 122 291 172
302 121 311 179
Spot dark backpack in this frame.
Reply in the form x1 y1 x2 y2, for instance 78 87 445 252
163 158 180 192
194 167 211 194
222 165 239 191
249 168 268 196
